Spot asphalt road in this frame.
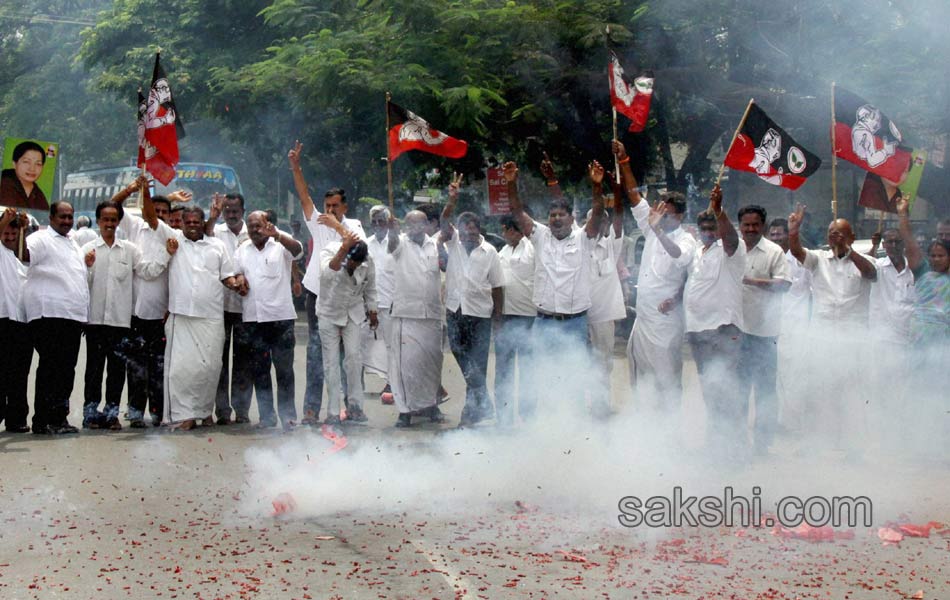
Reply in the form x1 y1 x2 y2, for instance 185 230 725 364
1 327 948 599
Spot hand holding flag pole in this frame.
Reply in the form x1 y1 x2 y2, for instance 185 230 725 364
606 25 621 185
716 98 755 187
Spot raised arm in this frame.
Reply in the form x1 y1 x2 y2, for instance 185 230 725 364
709 184 739 256
612 140 644 208
584 160 606 239
646 201 683 259
607 170 624 238
849 242 878 280
539 153 563 200
263 219 304 258
503 161 534 237
787 204 807 264
141 179 158 230
896 197 923 272
288 140 316 221
329 231 358 272
440 172 462 240
204 193 222 236
387 216 401 254
111 173 149 206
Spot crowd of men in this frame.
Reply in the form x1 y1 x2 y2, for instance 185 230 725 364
0 139 947 462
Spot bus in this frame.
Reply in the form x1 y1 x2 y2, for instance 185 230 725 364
63 162 243 221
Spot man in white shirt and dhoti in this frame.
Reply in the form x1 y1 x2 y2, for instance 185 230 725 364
387 211 444 428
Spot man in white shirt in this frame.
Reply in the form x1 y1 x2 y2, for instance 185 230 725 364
81 200 168 430
288 141 366 424
233 211 304 430
210 193 251 425
684 186 747 460
0 208 32 433
495 215 535 426
767 218 813 432
143 197 246 431
788 206 877 452
319 234 378 425
440 175 505 427
614 141 697 415
71 215 98 246
586 193 626 419
365 205 395 400
504 159 605 417
387 211 444 428
736 205 790 456
111 177 192 427
22 201 90 435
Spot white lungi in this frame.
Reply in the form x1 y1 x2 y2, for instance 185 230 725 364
390 316 442 413
163 314 225 423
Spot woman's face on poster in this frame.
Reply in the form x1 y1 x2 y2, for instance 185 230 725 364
14 150 44 185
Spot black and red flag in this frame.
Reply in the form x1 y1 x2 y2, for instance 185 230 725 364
608 50 653 133
723 102 821 190
387 102 468 161
833 86 911 183
139 53 185 185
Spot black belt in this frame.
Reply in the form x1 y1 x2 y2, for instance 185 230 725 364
537 310 587 321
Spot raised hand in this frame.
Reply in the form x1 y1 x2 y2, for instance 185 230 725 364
589 160 605 185
612 139 627 161
896 196 909 216
708 184 723 215
389 215 400 234
166 238 179 255
210 193 224 219
85 249 96 268
341 229 359 250
130 173 149 192
788 203 805 234
648 201 667 230
262 220 280 239
448 171 463 198
287 140 303 171
167 189 193 204
539 152 556 182
501 161 518 184
0 206 16 227
317 212 340 229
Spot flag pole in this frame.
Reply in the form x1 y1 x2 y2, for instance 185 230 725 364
830 81 838 220
606 25 620 184
715 98 755 187
385 92 394 212
17 218 24 262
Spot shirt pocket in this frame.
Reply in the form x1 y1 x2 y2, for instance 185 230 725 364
202 251 221 275
261 256 283 279
110 255 131 282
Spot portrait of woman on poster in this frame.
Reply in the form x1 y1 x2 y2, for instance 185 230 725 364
0 141 49 210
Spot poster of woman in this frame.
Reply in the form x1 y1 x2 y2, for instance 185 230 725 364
0 138 59 210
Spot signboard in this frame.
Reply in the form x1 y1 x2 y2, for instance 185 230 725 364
1 137 59 210
486 166 510 215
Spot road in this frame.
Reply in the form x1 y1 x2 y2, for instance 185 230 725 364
1 326 948 599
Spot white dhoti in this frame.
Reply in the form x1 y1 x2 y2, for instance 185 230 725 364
390 316 442 413
627 307 685 412
361 309 391 380
163 314 225 424
588 320 616 409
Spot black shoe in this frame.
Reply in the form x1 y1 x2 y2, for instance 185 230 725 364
216 416 233 425
427 406 445 423
54 423 79 434
129 419 147 429
32 424 54 435
346 406 368 423
324 415 342 426
234 415 251 424
6 425 31 433
395 413 411 428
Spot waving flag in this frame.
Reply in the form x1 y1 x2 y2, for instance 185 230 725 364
723 102 821 190
387 102 467 161
608 50 653 133
139 53 185 185
833 87 911 183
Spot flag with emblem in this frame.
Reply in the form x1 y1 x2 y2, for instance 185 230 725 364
387 102 468 161
608 50 653 133
723 102 821 190
833 86 912 183
139 53 185 185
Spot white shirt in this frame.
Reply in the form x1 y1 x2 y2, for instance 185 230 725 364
781 249 812 327
588 230 626 323
741 236 790 337
367 232 395 309
0 245 27 322
630 201 697 319
166 231 235 320
213 221 249 313
302 211 366 296
869 255 916 344
317 241 378 326
389 234 442 319
498 237 536 317
802 248 872 328
82 237 167 328
23 228 89 323
684 239 746 333
70 228 99 247
529 222 594 315
443 234 504 318
120 212 171 320
233 238 297 323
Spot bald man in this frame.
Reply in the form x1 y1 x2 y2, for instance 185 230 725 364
387 211 445 428
788 207 876 455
